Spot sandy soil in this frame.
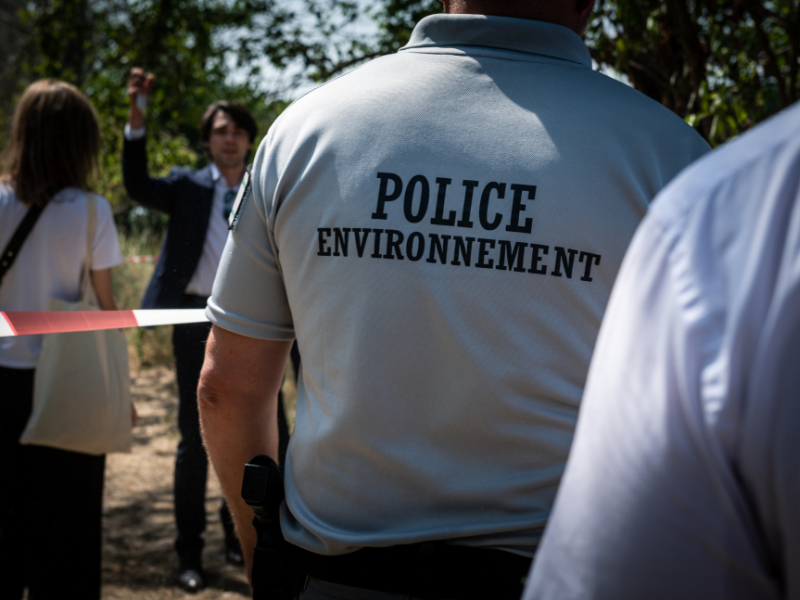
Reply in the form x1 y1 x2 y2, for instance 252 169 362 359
102 367 252 600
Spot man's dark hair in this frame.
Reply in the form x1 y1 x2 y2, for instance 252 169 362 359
199 101 258 144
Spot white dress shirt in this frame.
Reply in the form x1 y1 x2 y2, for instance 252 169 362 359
184 163 237 297
524 101 800 599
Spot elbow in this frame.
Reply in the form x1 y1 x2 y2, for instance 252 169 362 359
197 367 229 417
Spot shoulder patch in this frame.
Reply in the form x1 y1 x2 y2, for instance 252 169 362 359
228 164 253 231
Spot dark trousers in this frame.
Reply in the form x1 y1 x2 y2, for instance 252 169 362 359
0 365 105 600
172 297 291 561
172 316 220 559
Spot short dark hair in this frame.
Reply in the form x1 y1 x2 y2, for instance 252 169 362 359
0 79 101 206
199 101 258 144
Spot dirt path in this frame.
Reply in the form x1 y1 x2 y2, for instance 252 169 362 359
102 367 250 600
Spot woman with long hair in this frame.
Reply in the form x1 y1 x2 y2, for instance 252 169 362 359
0 79 123 598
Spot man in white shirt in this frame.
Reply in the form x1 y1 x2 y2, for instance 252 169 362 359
122 69 258 592
523 101 800 600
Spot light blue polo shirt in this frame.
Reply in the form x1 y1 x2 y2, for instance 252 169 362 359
208 14 710 556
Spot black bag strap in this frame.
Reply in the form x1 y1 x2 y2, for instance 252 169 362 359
0 203 45 287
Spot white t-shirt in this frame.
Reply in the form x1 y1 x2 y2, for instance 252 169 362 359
207 14 709 556
524 102 800 599
0 185 122 368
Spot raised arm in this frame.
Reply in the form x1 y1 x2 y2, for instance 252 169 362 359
121 67 177 214
197 325 292 580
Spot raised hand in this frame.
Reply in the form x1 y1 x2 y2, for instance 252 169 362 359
127 67 155 129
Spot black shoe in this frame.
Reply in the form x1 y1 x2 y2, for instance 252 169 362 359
225 535 245 566
177 566 206 593
225 546 244 566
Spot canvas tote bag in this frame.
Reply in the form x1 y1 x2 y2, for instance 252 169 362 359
20 193 132 455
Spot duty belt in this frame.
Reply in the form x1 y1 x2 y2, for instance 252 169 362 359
243 454 533 600
301 541 532 600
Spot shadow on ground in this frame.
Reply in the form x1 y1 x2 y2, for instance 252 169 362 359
102 367 250 599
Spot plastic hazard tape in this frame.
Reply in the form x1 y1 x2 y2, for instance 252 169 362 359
0 309 208 338
124 255 159 263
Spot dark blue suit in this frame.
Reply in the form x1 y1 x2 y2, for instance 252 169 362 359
123 136 214 310
123 135 230 565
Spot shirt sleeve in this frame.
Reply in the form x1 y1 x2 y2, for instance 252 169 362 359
764 328 800 600
524 197 786 598
740 229 800 599
524 212 708 599
206 137 295 341
91 195 123 270
123 123 145 140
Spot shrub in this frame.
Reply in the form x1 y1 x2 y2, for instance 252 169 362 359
114 229 173 370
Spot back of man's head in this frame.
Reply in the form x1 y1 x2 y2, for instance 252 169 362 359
440 0 595 35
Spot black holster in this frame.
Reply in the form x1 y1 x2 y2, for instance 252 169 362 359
242 454 306 600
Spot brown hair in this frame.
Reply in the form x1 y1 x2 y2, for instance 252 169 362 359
0 79 101 206
199 101 258 144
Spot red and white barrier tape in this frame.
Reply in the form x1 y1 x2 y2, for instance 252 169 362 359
124 255 159 263
0 309 208 338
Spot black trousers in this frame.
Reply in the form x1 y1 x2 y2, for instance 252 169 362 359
172 315 221 559
172 296 292 560
0 365 105 600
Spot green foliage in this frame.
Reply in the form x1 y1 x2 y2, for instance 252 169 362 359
244 0 795 146
8 0 290 225
18 0 92 85
115 229 174 368
369 0 441 55
21 0 266 142
235 0 440 83
586 0 800 145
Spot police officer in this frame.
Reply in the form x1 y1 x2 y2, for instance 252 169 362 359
197 0 710 597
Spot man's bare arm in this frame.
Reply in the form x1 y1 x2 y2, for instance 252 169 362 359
198 325 292 580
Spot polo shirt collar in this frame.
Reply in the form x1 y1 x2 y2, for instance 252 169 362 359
401 14 592 67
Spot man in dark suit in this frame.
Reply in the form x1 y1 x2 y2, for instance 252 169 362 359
122 67 262 592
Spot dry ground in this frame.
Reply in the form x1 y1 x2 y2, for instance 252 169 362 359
101 366 296 599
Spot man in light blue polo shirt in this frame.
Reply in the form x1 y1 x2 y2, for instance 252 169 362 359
197 0 710 598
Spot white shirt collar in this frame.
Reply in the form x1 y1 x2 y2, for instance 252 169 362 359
210 162 222 183
210 163 241 191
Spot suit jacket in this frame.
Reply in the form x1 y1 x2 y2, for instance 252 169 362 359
122 136 214 309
